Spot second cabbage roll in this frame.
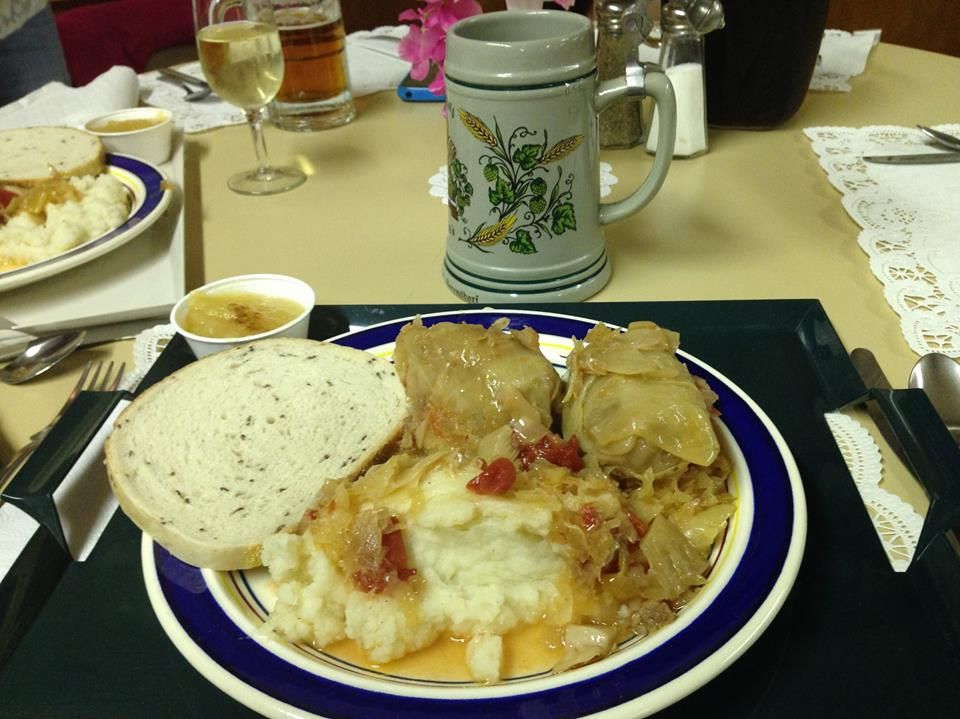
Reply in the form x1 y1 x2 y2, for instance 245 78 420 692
394 317 561 452
562 321 720 481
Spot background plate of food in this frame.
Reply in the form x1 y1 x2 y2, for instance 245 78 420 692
0 126 173 293
136 309 806 719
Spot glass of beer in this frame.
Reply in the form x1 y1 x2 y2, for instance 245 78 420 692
268 0 356 131
193 0 306 195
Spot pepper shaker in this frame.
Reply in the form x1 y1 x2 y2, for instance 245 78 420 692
646 0 724 158
596 0 653 149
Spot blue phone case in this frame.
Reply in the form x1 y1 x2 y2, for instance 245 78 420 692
397 84 445 102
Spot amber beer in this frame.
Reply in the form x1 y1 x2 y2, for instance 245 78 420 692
270 2 355 131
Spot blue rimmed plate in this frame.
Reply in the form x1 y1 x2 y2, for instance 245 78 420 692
142 309 806 719
0 153 173 293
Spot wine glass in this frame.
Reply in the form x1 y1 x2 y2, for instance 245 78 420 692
193 0 306 195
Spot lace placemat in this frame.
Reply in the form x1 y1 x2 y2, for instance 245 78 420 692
825 412 922 570
805 125 960 357
810 29 881 92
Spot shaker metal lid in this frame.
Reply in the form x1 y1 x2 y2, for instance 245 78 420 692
445 10 596 88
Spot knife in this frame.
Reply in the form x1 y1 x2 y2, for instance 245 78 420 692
862 151 960 164
849 348 916 473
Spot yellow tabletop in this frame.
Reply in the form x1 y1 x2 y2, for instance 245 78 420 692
2 42 957 516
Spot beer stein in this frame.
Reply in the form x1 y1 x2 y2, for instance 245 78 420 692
268 0 355 131
443 10 676 303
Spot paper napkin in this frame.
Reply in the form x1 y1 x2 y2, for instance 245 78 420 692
0 399 128 584
51 399 127 561
0 65 140 130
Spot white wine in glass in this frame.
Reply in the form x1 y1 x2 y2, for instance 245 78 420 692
194 0 306 195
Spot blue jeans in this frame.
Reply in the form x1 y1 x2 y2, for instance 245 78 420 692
0 4 71 106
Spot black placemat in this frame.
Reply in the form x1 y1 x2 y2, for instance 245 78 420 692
1 301 957 719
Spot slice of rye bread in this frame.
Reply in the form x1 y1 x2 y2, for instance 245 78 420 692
0 126 106 186
105 338 409 570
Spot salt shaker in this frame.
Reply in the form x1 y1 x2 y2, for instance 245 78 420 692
596 0 653 149
646 0 724 158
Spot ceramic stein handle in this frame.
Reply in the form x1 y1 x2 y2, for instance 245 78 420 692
596 61 676 225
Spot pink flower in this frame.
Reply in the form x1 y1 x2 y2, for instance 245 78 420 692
398 0 575 97
397 0 484 96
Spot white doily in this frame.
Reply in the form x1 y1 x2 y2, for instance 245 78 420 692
805 125 960 357
825 412 923 571
125 323 175 392
429 162 618 204
139 62 248 134
810 29 881 92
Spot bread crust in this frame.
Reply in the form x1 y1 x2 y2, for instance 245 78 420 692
105 338 409 570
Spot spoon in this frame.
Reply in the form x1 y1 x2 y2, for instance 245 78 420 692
908 352 960 444
0 331 85 385
917 125 960 152
158 67 212 101
178 83 211 102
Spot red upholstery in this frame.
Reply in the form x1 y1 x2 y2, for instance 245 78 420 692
55 0 194 85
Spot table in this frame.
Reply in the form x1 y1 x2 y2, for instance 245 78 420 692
6 42 955 512
0 40 959 717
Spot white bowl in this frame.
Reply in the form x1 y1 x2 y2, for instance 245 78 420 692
170 274 315 359
85 107 174 165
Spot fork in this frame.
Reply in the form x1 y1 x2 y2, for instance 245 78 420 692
0 360 125 495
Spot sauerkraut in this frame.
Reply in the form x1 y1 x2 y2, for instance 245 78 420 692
0 173 130 271
263 318 736 684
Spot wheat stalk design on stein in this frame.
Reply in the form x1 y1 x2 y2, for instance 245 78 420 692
469 214 518 247
541 135 584 164
459 109 498 146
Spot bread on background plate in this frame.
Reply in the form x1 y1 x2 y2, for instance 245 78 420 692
0 126 105 186
105 338 409 571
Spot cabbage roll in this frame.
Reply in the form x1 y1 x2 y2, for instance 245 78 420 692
562 321 720 481
393 317 561 452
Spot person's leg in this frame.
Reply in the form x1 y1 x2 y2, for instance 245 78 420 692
0 4 71 106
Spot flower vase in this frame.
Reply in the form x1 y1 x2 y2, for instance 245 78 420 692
505 0 545 9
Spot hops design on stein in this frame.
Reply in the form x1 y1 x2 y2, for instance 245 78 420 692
456 110 582 254
447 135 473 221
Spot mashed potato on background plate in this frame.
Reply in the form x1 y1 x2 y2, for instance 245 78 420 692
0 173 130 271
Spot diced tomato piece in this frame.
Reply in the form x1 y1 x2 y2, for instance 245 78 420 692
0 188 18 208
579 503 602 531
466 457 516 495
625 510 648 539
382 522 416 581
351 516 416 593
517 433 583 472
352 568 388 594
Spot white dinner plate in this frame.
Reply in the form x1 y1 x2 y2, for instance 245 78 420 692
0 153 173 294
142 309 807 719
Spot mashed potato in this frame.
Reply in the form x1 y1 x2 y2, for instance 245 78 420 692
263 446 733 682
0 173 130 271
262 452 575 680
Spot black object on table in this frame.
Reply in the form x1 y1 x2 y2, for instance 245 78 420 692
1 300 958 719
